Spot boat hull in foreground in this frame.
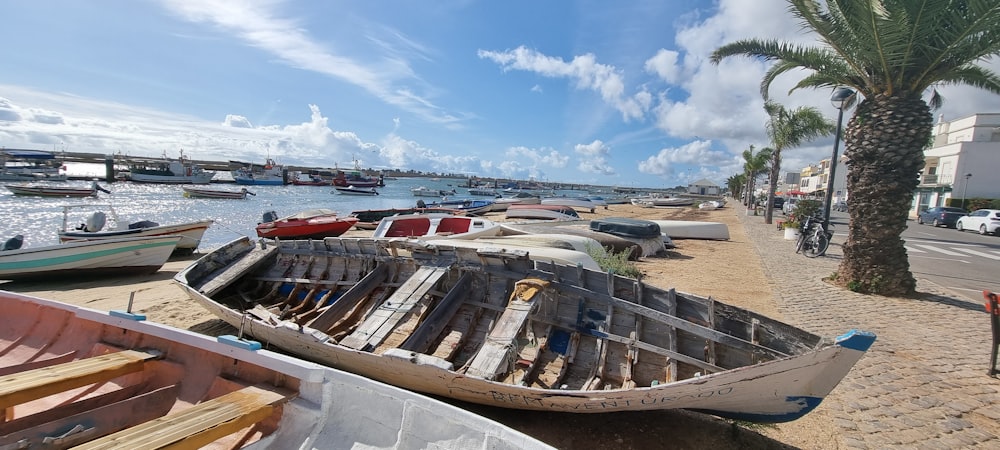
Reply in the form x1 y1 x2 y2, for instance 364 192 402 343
0 235 180 280
175 237 875 423
0 290 553 449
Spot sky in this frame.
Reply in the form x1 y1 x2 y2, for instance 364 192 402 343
1 0 998 189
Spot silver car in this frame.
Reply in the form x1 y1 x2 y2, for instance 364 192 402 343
955 209 1000 235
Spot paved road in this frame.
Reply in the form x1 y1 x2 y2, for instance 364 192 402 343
902 220 1000 298
740 208 1000 449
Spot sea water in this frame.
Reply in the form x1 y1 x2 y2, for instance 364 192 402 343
0 176 596 251
0 176 497 251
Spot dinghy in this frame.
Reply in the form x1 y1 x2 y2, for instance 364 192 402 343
175 236 875 423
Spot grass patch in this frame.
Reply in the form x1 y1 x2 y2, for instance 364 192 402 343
587 245 643 279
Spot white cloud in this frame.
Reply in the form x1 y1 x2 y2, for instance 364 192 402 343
223 114 253 128
0 98 24 122
644 49 682 83
574 140 616 175
478 46 650 121
638 140 729 177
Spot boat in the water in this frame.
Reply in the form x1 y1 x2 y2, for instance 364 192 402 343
175 236 875 422
116 151 215 184
372 213 500 240
0 148 67 181
468 186 500 197
411 186 456 197
255 209 358 239
231 158 287 185
334 185 379 196
4 181 109 198
0 290 553 450
332 160 383 188
57 204 213 255
182 185 255 199
0 235 180 280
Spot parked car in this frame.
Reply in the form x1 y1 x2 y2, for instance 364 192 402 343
782 198 799 215
916 206 967 228
772 197 785 209
833 201 849 213
955 209 1000 235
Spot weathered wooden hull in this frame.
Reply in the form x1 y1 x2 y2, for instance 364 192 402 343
175 237 875 423
0 291 552 449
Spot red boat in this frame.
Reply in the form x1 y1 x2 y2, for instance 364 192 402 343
255 209 358 239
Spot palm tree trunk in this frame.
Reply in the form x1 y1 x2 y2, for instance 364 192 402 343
836 93 932 296
764 151 781 224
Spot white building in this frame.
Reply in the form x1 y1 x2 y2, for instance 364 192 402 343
912 113 1000 215
687 178 720 195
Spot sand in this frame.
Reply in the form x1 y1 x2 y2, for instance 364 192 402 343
0 202 835 449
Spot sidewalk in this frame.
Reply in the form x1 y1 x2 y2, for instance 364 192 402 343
736 210 1000 448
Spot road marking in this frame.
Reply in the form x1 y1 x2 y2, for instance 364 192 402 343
912 244 967 256
909 255 970 263
904 245 926 253
952 247 1000 260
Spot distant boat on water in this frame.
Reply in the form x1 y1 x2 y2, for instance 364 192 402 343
0 148 67 181
116 150 214 184
231 158 287 185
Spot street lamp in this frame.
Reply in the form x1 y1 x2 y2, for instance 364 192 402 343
822 87 856 224
961 173 972 209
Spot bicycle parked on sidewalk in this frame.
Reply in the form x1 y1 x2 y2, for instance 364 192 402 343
794 214 833 257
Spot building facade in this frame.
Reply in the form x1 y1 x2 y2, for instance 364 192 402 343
912 113 1000 215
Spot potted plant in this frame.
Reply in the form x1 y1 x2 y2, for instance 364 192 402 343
782 219 801 240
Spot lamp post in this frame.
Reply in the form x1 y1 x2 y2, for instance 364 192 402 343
822 87 856 224
961 173 972 209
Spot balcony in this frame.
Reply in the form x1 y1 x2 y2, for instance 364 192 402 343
919 174 939 185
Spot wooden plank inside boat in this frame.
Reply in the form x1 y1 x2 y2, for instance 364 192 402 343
0 350 158 411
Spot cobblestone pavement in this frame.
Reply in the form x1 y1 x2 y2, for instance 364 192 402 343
736 210 1000 448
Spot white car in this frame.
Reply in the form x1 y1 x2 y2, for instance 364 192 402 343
955 209 1000 235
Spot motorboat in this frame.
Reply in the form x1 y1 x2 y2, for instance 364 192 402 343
255 209 358 239
57 204 213 255
182 185 254 199
411 186 456 197
4 181 109 198
0 235 180 280
116 151 215 184
231 158 287 185
334 185 379 195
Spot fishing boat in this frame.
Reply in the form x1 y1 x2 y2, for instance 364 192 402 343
0 148 67 181
4 181 109 198
411 186 456 197
175 237 875 423
332 160 383 188
349 207 465 230
255 209 358 239
0 235 180 280
0 290 553 450
231 158 287 185
182 185 255 199
57 204 213 255
372 213 500 240
116 150 215 184
334 185 379 195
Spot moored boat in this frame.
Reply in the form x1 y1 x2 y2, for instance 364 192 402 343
0 235 180 280
182 185 254 199
116 151 214 184
255 209 358 239
372 213 500 239
231 158 287 185
0 290 553 449
57 204 213 255
412 186 456 197
0 148 67 181
175 237 875 422
334 185 379 195
4 181 109 198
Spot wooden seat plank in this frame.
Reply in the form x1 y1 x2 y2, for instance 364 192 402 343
0 350 157 410
70 385 291 450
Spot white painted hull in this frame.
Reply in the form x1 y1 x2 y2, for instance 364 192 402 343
176 237 875 423
59 220 213 251
541 198 596 212
1 291 552 450
649 220 730 240
373 214 500 240
504 209 579 221
422 238 602 270
0 235 180 279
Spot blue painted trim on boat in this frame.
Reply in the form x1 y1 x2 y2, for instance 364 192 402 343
690 396 823 423
109 310 147 321
218 335 262 351
835 329 876 351
0 240 177 270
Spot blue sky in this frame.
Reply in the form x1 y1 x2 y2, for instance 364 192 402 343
1 0 997 188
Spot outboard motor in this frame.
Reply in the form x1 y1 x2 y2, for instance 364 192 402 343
2 234 23 251
85 211 107 232
261 210 279 224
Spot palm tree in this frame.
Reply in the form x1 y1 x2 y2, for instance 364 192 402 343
711 0 1000 296
726 173 746 201
742 145 772 211
761 101 834 225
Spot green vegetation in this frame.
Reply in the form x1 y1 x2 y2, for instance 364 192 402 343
588 245 643 279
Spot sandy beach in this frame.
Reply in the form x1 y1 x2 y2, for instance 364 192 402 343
1 202 835 449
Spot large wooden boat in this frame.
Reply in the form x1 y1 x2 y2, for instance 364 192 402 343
0 235 180 280
57 204 212 255
0 290 553 449
175 237 876 423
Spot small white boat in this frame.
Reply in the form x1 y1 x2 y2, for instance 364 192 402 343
422 238 602 270
0 235 180 280
411 186 455 197
4 181 108 198
650 220 731 240
541 197 596 213
57 204 213 254
334 185 380 195
467 233 606 255
468 186 500 196
182 185 254 199
492 193 541 212
505 204 580 221
373 213 500 240
0 291 554 449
